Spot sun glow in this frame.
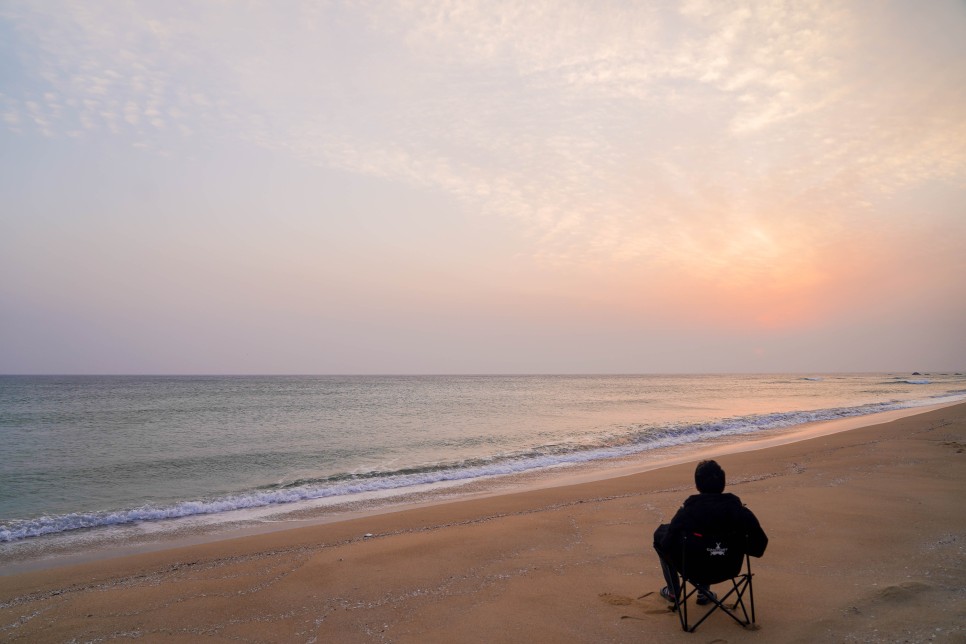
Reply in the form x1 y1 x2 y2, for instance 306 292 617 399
628 219 840 331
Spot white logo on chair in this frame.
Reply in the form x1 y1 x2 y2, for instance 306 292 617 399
707 542 728 556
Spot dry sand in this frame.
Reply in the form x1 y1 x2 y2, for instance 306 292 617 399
1 403 964 643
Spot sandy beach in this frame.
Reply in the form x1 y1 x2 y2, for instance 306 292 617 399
1 402 964 643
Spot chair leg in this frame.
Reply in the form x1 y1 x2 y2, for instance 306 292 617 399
726 575 752 626
674 572 701 632
678 574 755 632
676 574 688 632
748 562 756 624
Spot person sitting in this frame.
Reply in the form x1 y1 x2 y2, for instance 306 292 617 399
653 459 768 605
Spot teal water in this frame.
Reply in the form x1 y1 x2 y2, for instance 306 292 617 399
1 373 964 543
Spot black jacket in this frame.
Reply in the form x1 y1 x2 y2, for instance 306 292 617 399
659 492 768 565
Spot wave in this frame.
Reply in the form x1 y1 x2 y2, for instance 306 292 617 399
3 391 965 543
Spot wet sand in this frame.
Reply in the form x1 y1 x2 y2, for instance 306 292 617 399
1 403 964 642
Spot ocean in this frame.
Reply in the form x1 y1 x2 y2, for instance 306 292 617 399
2 373 964 565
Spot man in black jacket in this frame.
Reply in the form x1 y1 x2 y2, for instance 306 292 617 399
653 459 768 604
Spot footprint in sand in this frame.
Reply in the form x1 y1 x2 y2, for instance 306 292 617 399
601 591 677 617
875 581 933 602
597 592 633 606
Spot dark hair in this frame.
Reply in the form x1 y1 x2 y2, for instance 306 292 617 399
695 460 725 493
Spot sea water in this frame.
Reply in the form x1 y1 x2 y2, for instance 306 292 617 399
1 374 964 559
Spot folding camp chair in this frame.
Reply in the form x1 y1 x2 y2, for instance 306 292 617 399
670 530 756 632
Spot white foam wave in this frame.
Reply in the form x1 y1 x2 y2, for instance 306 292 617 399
3 390 964 543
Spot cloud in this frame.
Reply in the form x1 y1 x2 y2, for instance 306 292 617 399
2 0 964 283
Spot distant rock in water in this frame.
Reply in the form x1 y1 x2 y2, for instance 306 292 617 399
912 372 921 375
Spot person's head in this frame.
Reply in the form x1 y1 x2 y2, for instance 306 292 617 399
694 460 726 493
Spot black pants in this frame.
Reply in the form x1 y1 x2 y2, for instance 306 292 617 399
653 524 680 596
654 524 715 601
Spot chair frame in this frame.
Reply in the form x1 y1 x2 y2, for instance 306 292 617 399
672 534 756 633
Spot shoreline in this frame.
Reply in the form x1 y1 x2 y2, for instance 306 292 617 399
1 401 964 642
2 398 962 577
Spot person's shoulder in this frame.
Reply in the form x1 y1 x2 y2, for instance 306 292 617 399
718 492 756 513
724 493 763 521
681 493 705 507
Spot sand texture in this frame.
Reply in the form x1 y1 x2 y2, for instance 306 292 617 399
1 403 964 643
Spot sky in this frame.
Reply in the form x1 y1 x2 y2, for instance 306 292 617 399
1 0 965 375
